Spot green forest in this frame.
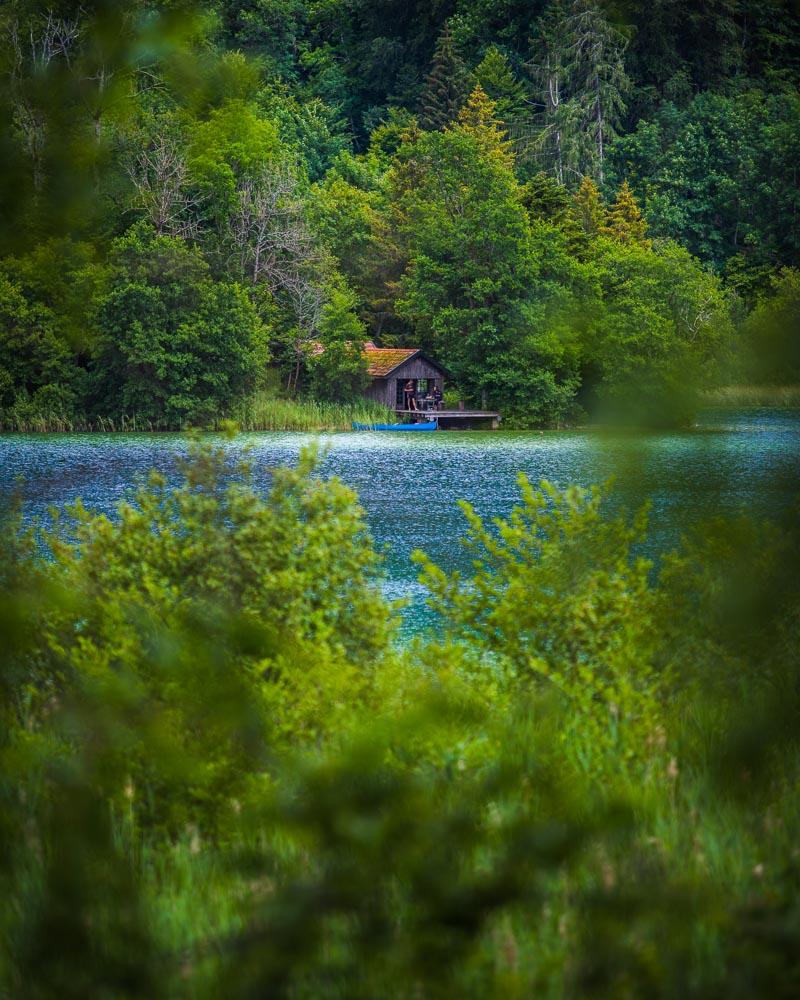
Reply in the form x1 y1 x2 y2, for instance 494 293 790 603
1 0 799 429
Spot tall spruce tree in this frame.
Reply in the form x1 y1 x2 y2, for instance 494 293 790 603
573 175 605 236
472 47 528 127
418 23 469 131
525 0 629 185
566 0 630 184
525 0 576 184
455 86 514 167
603 180 649 244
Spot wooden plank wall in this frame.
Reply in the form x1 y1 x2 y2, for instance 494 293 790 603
365 357 446 409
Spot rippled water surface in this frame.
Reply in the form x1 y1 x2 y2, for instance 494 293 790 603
2 409 798 634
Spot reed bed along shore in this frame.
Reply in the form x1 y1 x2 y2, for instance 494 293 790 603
0 396 393 433
702 384 800 408
5 388 798 434
231 394 392 431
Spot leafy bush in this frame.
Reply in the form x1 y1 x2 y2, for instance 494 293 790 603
415 477 666 774
2 441 800 997
26 438 393 834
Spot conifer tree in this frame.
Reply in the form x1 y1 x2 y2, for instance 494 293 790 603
573 175 605 236
525 0 575 184
455 85 514 166
472 47 528 126
566 0 630 184
603 180 649 243
418 23 469 131
522 172 584 248
523 172 573 223
525 0 629 185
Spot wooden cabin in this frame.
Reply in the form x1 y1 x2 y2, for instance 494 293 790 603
362 342 446 410
311 339 500 426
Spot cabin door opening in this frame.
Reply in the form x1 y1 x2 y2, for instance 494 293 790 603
397 378 416 409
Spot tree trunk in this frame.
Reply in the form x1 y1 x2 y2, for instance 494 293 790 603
595 74 604 185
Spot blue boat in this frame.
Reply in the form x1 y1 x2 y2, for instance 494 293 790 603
352 420 437 432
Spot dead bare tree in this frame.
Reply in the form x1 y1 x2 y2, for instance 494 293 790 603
673 287 718 343
10 12 80 74
7 12 81 190
126 135 200 239
227 165 328 391
228 165 318 287
284 275 326 393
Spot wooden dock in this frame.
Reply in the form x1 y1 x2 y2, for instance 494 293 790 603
395 409 501 429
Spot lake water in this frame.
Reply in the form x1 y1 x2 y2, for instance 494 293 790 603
2 408 798 635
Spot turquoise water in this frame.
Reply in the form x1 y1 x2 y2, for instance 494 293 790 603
2 409 798 635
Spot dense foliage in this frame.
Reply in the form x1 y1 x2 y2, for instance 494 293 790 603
92 224 269 426
0 0 798 428
2 440 799 994
4 4 799 990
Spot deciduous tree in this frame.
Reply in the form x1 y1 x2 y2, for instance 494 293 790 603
586 237 733 424
92 224 268 426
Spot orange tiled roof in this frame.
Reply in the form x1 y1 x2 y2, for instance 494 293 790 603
363 343 419 377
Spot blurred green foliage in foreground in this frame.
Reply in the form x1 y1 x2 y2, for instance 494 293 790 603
2 440 800 997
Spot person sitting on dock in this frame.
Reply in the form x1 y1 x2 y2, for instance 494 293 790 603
403 379 417 411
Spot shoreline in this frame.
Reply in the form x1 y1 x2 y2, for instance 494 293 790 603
2 387 798 436
700 385 800 408
3 408 799 437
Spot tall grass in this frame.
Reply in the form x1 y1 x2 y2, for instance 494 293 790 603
0 408 173 433
231 392 393 431
0 395 394 433
0 406 83 433
702 384 800 408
